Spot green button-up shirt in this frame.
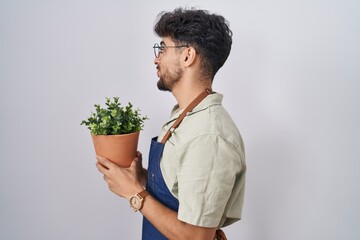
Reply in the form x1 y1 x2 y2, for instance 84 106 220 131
158 93 246 228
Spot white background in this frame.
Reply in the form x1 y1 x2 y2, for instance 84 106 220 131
0 0 359 239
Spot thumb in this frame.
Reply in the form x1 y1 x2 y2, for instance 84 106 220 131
129 154 143 171
136 151 142 162
130 156 139 167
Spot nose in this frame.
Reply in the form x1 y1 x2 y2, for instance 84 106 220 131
154 57 159 65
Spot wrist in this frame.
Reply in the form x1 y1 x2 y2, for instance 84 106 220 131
126 184 145 200
129 189 149 212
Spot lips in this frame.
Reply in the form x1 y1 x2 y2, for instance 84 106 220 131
156 67 160 77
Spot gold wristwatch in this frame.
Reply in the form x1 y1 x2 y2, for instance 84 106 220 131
129 190 149 212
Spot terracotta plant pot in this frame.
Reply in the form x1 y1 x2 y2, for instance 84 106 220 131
91 131 140 168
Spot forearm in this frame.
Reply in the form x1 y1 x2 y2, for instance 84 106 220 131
140 195 216 240
96 157 215 239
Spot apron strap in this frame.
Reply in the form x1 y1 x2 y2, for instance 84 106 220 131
160 89 212 144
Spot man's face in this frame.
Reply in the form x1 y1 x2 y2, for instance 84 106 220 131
154 37 184 92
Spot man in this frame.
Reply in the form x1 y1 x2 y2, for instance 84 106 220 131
96 8 246 240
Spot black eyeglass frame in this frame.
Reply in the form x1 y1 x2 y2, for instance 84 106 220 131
153 43 188 58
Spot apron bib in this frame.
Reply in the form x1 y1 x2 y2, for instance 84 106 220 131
141 137 178 240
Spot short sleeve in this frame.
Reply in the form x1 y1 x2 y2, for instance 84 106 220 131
176 134 242 227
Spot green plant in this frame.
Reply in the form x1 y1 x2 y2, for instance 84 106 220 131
81 97 148 135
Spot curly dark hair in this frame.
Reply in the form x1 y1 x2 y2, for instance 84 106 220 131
154 7 233 80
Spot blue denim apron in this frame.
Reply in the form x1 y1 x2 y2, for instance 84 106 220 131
141 90 214 240
141 137 179 240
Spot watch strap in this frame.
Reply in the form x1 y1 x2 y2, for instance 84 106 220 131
138 190 149 199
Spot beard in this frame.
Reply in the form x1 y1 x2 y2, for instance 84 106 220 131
157 63 183 92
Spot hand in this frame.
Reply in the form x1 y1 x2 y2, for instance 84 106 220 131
96 152 145 200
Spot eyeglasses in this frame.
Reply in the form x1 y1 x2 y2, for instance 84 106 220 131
153 43 188 58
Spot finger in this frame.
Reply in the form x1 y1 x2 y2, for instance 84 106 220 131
96 161 108 174
96 155 112 170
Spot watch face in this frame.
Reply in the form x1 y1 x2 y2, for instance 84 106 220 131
130 196 141 210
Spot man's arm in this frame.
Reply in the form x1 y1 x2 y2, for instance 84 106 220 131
140 195 216 240
96 155 216 240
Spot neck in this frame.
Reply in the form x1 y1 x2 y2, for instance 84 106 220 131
171 79 212 109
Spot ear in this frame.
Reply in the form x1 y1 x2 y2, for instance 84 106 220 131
182 47 197 67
